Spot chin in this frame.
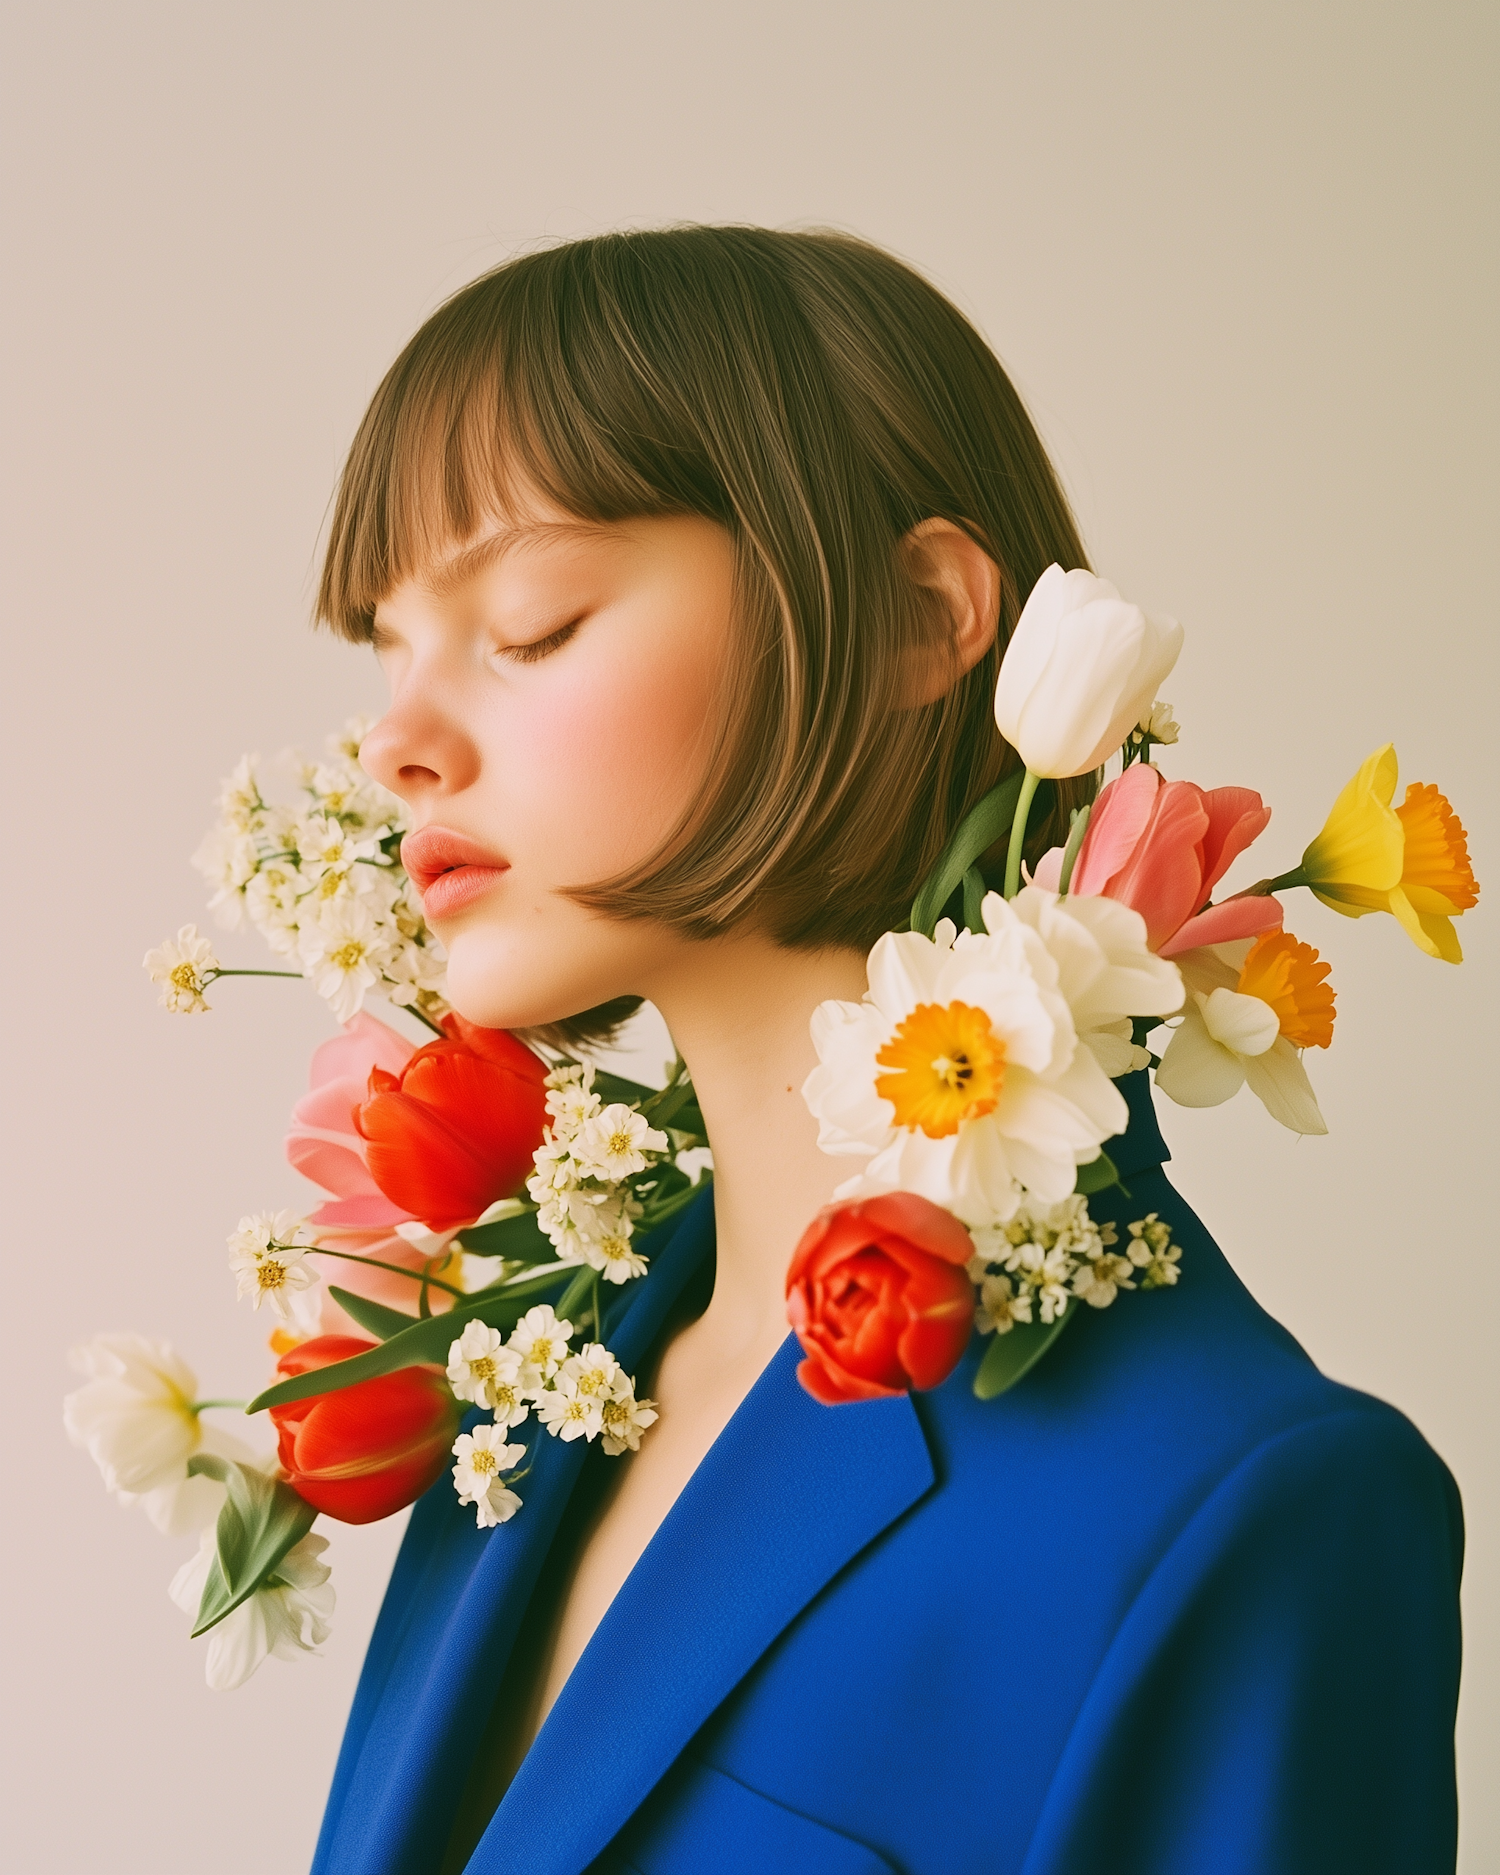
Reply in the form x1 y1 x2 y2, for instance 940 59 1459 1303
439 924 633 1034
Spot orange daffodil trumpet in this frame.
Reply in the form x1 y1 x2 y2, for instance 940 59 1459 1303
791 564 1480 1409
1295 745 1479 962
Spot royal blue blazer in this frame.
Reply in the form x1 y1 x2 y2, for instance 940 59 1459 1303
312 1073 1462 1874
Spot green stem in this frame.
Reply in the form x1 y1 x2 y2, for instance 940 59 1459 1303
190 1399 248 1413
309 1243 467 1298
205 968 305 981
406 1002 447 1037
1003 768 1042 899
1224 865 1309 902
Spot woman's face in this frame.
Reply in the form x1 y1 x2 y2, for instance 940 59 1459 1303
359 487 734 1028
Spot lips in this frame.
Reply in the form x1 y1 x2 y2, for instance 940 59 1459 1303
400 826 510 922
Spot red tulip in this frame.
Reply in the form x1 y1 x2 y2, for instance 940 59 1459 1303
786 1192 977 1405
269 1335 461 1524
354 1012 549 1229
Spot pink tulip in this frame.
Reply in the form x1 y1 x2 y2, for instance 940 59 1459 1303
286 1011 418 1230
285 1012 461 1336
1039 763 1284 957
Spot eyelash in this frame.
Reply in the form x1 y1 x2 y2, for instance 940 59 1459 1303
497 620 581 666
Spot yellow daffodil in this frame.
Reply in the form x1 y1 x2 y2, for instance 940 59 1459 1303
1300 745 1479 962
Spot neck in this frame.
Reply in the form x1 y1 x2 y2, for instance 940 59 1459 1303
640 932 870 1368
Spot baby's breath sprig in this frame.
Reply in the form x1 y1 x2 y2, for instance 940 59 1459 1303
151 719 450 1029
967 1193 1184 1336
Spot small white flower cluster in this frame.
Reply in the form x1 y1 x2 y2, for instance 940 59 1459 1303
226 1209 323 1336
525 1064 670 1285
447 1309 659 1528
189 720 448 1023
967 1193 1183 1333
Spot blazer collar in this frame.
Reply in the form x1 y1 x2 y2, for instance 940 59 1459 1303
320 1191 720 1875
468 1312 935 1874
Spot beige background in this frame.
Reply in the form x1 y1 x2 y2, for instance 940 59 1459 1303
2 3 1495 1870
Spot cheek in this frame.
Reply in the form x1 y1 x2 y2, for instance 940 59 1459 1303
502 624 719 886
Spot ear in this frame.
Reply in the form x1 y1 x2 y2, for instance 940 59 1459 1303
898 518 1001 705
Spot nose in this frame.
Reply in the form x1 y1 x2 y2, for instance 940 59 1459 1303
358 683 481 810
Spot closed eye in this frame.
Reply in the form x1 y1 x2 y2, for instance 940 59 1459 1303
496 619 581 665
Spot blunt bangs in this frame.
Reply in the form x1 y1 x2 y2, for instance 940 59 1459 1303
318 226 1094 963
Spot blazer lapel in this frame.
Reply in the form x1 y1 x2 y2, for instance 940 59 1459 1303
319 1194 718 1875
470 1335 936 1875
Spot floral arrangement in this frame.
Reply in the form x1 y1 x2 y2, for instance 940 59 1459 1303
67 723 709 1688
784 564 1479 1405
68 565 1479 1693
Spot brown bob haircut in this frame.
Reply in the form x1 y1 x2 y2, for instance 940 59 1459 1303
320 225 1093 992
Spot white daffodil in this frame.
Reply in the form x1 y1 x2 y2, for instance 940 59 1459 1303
1005 890 1183 1076
64 1334 257 1536
507 1306 573 1391
1154 941 1327 1135
976 1273 1033 1336
169 1529 334 1690
599 1384 659 1457
299 899 390 1022
994 565 1184 778
451 1425 526 1528
446 1322 530 1425
803 888 1180 1228
572 1104 669 1181
143 926 220 1014
536 1384 604 1443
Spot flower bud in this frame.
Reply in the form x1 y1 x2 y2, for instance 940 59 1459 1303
994 566 1183 778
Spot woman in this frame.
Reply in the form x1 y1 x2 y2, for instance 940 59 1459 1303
310 227 1460 1874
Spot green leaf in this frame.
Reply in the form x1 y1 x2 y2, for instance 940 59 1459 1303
247 1265 575 1414
909 771 1026 937
961 865 987 934
326 1286 419 1341
1074 1150 1126 1198
591 1068 657 1107
185 1455 317 1636
972 1308 1076 1400
457 1208 555 1264
1056 803 1092 896
640 1076 696 1130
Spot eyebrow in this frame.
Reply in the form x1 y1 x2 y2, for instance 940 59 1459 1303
420 521 620 598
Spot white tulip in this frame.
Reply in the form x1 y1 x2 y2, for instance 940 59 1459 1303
995 566 1184 778
169 1528 334 1690
64 1333 257 1536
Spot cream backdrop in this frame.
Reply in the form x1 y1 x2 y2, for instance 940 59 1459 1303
2 4 1494 1870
